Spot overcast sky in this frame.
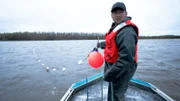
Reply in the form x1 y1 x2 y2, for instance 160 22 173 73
0 0 180 36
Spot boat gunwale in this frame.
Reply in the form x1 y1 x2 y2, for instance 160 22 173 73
60 72 175 101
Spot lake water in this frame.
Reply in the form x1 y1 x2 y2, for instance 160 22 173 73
0 39 180 101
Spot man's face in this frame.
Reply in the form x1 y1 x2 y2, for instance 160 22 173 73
111 9 127 24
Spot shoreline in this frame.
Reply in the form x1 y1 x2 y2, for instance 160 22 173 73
0 38 180 41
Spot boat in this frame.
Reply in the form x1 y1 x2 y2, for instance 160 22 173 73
60 72 175 101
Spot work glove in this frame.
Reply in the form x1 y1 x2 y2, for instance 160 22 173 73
97 41 106 49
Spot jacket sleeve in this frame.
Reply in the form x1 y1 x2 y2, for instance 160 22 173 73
104 26 138 82
100 41 106 49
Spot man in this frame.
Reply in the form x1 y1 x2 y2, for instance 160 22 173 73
98 2 139 101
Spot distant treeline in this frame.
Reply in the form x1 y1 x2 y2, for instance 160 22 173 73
0 32 104 40
140 35 180 39
0 32 180 40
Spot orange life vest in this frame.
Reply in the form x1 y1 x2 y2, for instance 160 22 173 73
104 20 139 63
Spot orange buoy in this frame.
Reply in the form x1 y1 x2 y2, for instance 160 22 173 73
88 50 104 68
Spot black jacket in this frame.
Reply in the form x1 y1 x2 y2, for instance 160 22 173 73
100 17 138 82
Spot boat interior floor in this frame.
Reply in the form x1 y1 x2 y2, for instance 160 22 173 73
71 80 165 101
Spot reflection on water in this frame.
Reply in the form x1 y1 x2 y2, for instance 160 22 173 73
0 39 180 101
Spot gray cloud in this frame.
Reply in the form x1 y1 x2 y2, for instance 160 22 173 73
0 0 180 36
